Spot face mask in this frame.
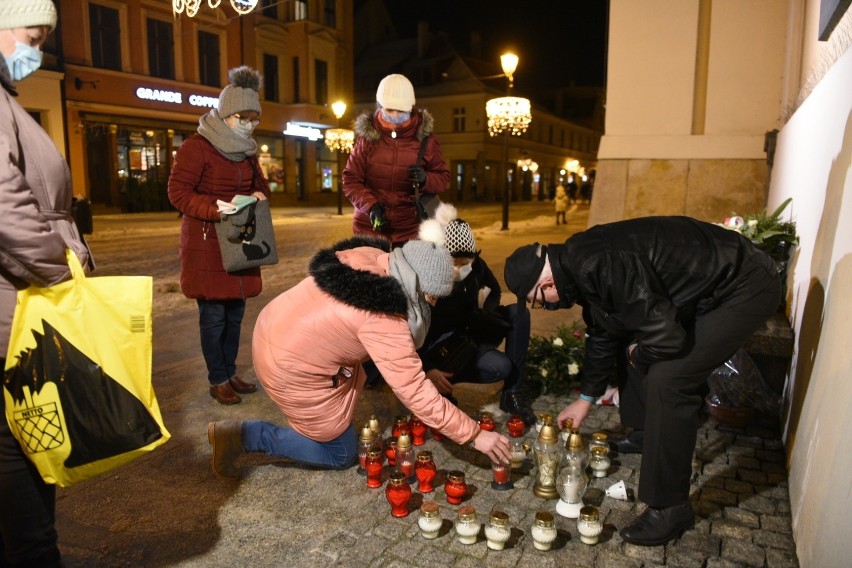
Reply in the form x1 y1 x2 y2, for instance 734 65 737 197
381 110 411 125
3 41 43 82
229 121 255 139
541 300 561 311
453 263 473 282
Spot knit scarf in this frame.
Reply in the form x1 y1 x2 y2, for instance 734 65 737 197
388 248 432 349
197 109 257 161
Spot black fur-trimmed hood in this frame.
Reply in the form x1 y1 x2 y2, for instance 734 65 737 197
353 109 436 143
308 236 409 316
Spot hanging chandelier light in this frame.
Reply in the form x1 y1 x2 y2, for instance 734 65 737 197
324 128 354 153
173 0 258 17
486 96 532 137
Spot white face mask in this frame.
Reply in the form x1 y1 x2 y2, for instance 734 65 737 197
453 263 473 282
228 121 255 139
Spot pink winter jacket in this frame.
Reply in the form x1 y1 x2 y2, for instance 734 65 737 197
252 236 480 444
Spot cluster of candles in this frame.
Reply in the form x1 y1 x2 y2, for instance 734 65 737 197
361 411 612 547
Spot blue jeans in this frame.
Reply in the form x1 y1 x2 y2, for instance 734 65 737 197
242 421 358 469
197 299 246 386
446 303 531 393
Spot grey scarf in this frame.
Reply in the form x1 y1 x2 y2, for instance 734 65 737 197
388 248 432 349
197 109 257 161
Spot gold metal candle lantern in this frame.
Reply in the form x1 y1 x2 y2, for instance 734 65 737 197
532 418 562 499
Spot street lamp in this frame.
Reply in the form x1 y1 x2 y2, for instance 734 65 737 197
486 52 531 230
325 100 354 215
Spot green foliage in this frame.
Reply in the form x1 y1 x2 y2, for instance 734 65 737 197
722 198 798 254
525 321 585 397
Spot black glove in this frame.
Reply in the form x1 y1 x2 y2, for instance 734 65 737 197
408 165 427 185
369 203 388 231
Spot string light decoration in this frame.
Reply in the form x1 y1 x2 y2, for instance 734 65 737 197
173 0 258 17
486 96 532 137
323 128 354 153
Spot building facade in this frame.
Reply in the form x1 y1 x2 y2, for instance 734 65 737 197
351 26 602 208
53 0 353 211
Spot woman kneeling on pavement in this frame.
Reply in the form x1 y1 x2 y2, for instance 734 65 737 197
207 222 512 475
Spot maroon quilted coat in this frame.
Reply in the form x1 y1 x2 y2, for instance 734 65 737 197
342 109 449 244
168 135 270 300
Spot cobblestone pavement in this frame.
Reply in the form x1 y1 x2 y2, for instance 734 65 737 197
55 203 799 567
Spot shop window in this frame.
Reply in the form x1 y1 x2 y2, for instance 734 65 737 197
263 54 279 102
256 137 286 193
315 59 328 105
116 128 171 212
316 144 337 193
198 31 220 87
89 4 121 71
147 18 174 80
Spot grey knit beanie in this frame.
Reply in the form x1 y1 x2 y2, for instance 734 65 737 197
400 240 454 297
444 219 477 258
0 0 57 31
218 66 263 118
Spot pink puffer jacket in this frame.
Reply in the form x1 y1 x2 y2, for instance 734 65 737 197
252 236 479 444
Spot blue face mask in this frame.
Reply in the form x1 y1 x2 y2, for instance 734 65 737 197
3 41 43 82
381 110 411 125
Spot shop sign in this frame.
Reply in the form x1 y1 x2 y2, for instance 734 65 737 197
283 122 323 141
134 86 218 108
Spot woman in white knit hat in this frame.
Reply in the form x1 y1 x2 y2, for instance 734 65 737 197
1 3 91 566
168 66 271 405
342 73 450 246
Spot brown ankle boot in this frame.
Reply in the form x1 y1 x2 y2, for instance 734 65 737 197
209 382 241 405
229 375 257 394
208 420 244 479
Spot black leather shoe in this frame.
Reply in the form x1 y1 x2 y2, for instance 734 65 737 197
609 430 644 454
500 391 536 426
620 502 695 546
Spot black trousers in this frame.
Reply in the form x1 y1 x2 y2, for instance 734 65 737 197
617 266 781 507
0 358 61 568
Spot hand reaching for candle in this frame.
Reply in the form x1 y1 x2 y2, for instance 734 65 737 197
472 430 512 465
557 398 593 430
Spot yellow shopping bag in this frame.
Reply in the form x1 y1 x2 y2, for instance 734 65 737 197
3 250 170 487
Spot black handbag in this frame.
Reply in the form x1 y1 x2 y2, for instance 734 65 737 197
413 135 442 221
425 333 478 373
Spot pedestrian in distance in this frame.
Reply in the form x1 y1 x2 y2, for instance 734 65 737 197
554 183 569 225
0 2 93 566
504 216 781 547
168 66 270 405
207 221 512 477
417 203 536 425
343 73 450 247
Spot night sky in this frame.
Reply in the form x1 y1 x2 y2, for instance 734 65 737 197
358 0 609 92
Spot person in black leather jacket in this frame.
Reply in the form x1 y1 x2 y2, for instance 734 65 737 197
504 216 781 547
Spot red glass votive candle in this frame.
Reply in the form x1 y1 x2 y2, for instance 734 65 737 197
386 471 412 517
384 436 398 467
506 414 526 438
445 470 467 504
415 451 437 493
409 417 428 446
392 415 409 438
365 449 384 489
478 412 496 431
491 460 514 491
